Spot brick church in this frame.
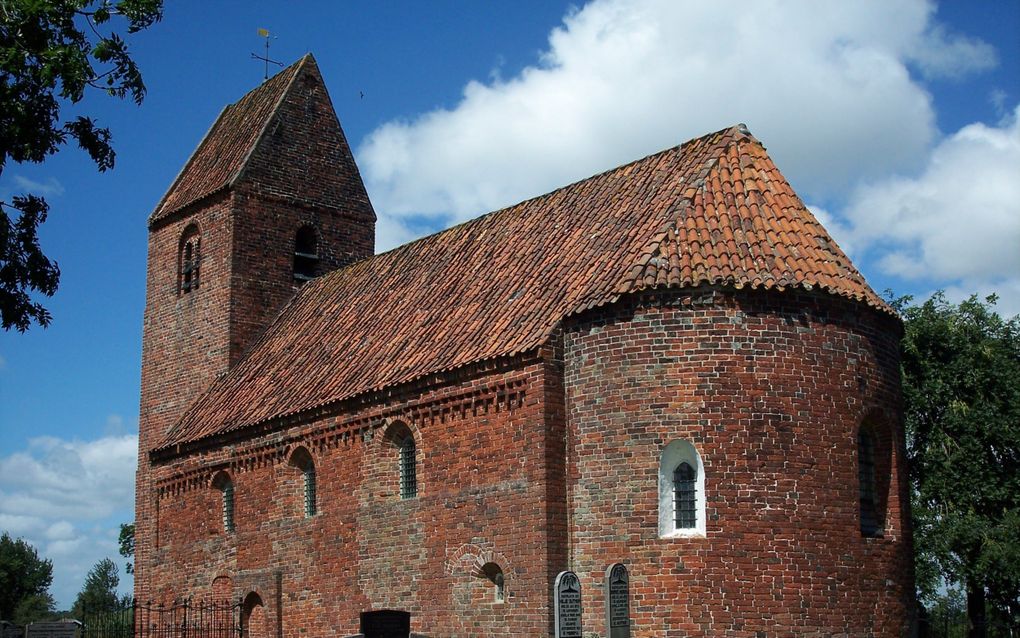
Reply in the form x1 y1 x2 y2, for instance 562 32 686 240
135 54 915 636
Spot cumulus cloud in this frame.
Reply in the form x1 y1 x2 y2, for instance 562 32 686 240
358 0 994 250
841 105 1020 315
0 432 137 608
0 434 136 521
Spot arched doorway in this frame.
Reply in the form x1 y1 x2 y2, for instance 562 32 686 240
242 592 267 638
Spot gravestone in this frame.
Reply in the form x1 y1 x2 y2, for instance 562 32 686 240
604 563 631 638
360 610 410 638
25 621 81 638
554 571 583 638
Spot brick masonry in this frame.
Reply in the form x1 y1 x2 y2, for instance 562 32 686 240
139 285 913 636
145 360 559 637
562 288 914 637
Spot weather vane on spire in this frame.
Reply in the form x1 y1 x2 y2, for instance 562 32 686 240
252 28 283 81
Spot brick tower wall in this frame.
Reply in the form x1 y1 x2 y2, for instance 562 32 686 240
136 58 375 605
227 60 375 364
562 287 914 637
136 195 236 601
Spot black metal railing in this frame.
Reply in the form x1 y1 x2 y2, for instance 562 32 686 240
81 598 242 638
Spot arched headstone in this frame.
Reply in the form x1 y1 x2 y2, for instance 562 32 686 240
604 563 631 638
554 571 583 638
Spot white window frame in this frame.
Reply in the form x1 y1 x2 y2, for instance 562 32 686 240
658 439 706 538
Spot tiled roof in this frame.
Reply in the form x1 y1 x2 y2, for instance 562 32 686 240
148 56 309 223
157 125 889 451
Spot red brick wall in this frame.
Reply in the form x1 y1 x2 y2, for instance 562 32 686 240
229 192 374 365
562 288 914 637
136 194 236 602
146 359 565 637
139 220 913 636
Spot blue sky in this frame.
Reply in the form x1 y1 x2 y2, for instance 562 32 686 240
1 0 1017 610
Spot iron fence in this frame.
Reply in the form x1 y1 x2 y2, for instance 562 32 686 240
81 599 242 638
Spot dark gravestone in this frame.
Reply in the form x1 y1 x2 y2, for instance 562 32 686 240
554 571 583 638
604 563 631 638
360 610 410 638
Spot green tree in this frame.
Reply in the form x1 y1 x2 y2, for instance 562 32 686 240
900 292 1020 637
0 532 54 621
117 522 133 575
72 557 120 617
13 592 55 625
0 0 163 331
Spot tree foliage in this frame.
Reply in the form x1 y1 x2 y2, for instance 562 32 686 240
0 532 54 621
117 522 133 575
899 292 1020 635
72 557 119 617
0 0 163 331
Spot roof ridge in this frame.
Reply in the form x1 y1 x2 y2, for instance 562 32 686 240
618 126 747 295
147 56 309 224
317 124 751 284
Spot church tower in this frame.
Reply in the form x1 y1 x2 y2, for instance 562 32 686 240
135 54 375 600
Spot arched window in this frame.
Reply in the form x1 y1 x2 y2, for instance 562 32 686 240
212 472 235 533
293 225 318 283
399 435 417 500
659 440 706 537
179 225 201 294
858 428 880 537
481 563 505 603
241 592 266 638
289 447 317 518
673 461 697 529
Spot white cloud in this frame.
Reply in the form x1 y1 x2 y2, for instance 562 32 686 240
358 0 994 251
12 175 66 198
44 521 76 542
0 433 137 609
841 105 1020 312
907 23 997 80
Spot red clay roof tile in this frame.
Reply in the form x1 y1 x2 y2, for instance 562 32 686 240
148 56 310 223
156 124 890 451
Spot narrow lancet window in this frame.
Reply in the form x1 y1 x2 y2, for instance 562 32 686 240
293 225 319 283
673 461 697 529
223 480 234 533
179 225 200 294
859 429 880 537
399 435 417 499
289 447 317 518
659 440 705 537
303 463 317 517
212 473 235 534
